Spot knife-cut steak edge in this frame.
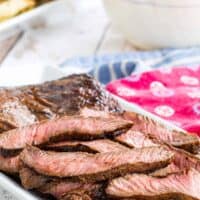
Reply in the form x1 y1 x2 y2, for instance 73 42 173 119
115 129 159 149
106 169 200 199
0 116 132 151
123 111 200 153
21 146 173 182
115 125 200 176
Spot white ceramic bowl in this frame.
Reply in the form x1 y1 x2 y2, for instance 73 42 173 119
103 0 200 49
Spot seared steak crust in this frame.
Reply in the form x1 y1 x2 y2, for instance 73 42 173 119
21 146 173 182
0 74 122 133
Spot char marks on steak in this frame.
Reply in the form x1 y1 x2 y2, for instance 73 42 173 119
0 116 132 152
31 74 122 115
0 74 122 133
106 169 200 200
124 112 200 153
44 139 129 153
21 146 173 182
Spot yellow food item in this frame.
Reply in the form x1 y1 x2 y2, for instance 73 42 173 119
0 0 36 22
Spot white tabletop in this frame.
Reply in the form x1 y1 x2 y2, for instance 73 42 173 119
0 0 136 199
0 0 136 69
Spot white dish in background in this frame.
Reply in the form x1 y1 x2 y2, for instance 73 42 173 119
103 0 200 49
0 0 62 35
0 65 183 200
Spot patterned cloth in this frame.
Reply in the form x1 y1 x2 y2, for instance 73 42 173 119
106 66 200 136
61 47 200 84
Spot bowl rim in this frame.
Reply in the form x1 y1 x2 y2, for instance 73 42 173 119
122 0 200 8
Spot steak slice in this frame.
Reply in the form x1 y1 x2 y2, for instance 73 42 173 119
20 140 128 189
115 126 200 176
172 147 200 172
60 184 105 200
61 191 92 200
44 139 129 153
38 181 101 199
150 163 181 177
0 74 122 133
115 130 158 148
124 111 200 153
60 185 105 200
106 169 200 199
0 154 20 173
0 116 132 152
21 146 173 182
19 167 51 189
19 167 102 198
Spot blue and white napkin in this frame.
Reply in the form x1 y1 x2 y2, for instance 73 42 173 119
59 47 200 84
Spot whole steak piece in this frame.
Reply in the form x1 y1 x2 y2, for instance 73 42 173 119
0 74 122 132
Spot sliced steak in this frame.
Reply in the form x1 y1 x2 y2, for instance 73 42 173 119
39 181 99 199
115 126 200 176
31 74 122 116
0 154 20 173
116 130 158 148
124 111 200 153
61 191 92 200
0 116 132 152
44 139 129 153
0 74 122 133
60 184 104 200
106 169 200 199
0 92 38 131
19 167 51 189
21 146 173 182
172 147 200 172
150 163 181 177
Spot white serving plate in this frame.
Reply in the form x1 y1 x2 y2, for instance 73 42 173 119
0 65 184 200
0 0 62 35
